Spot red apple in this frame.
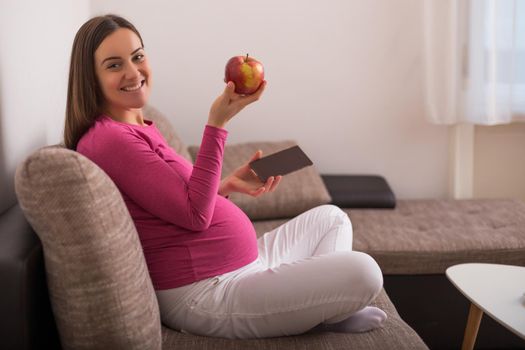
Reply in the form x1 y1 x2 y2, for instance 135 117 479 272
224 54 264 95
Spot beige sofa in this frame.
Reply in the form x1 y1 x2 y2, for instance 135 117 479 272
9 105 525 349
10 106 429 349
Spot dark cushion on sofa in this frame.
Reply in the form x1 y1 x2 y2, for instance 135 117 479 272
321 175 396 209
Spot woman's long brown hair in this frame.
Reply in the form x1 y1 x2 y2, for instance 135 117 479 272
64 14 144 150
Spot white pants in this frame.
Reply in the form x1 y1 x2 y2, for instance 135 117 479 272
155 204 383 339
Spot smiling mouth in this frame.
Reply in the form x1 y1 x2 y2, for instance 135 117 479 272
121 80 145 92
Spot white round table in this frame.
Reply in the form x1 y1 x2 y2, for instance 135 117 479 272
446 263 525 350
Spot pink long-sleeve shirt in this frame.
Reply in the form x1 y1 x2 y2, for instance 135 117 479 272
77 114 258 290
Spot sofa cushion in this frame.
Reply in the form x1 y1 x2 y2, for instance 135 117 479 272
348 199 525 274
189 141 332 220
14 145 162 350
143 104 193 162
160 288 429 349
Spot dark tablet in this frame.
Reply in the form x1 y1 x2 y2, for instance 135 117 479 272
249 145 313 182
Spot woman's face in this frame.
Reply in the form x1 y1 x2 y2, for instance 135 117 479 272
94 28 152 117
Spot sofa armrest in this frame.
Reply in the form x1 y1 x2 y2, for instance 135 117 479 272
0 204 60 350
321 175 396 209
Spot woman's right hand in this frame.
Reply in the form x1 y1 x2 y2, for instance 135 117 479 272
207 80 267 129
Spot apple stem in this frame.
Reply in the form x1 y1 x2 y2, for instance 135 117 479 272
245 53 249 62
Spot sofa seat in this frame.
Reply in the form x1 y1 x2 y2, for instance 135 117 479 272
160 288 428 349
348 199 525 274
253 199 525 274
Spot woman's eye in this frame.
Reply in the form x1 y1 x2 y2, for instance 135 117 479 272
107 63 120 69
135 54 145 61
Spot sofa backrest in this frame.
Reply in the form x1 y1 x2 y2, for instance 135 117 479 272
14 145 162 350
142 104 192 162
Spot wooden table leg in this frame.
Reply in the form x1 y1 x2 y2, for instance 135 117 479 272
461 303 483 350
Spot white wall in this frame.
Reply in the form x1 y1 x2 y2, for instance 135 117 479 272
90 0 450 199
0 0 451 214
0 0 90 213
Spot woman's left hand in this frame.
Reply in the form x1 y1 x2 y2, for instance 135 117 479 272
219 150 282 198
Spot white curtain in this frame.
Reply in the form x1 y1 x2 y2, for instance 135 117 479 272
423 0 525 125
